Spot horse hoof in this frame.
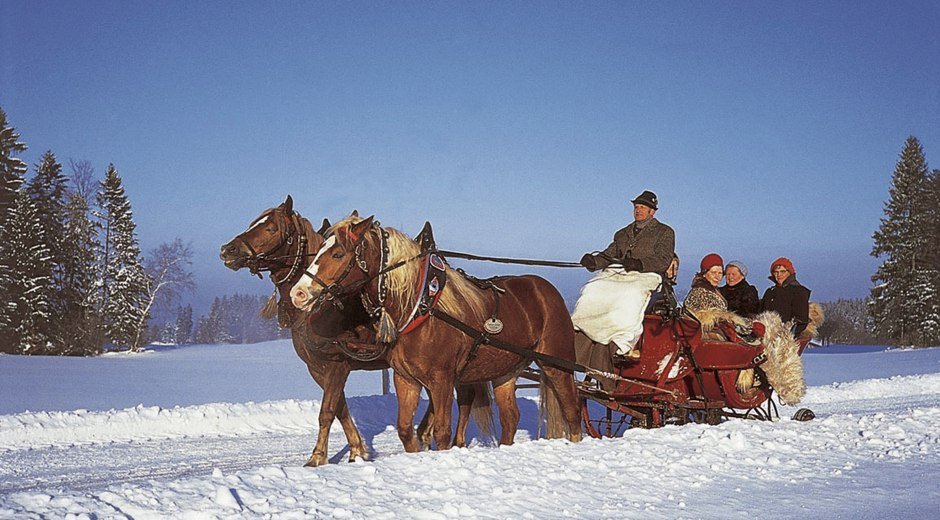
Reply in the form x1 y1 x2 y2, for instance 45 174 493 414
348 451 372 463
304 455 328 467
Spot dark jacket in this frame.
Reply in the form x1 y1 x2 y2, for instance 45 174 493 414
600 217 676 273
719 280 760 317
761 275 811 335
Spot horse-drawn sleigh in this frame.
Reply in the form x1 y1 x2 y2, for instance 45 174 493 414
221 197 815 463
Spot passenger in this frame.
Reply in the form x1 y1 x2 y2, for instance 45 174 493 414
579 190 676 275
683 253 727 315
719 260 760 317
686 253 759 393
761 257 811 336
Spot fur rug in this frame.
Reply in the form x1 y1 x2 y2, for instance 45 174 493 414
690 304 824 406
571 270 663 355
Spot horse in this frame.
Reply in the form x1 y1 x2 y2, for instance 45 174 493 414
290 214 583 451
220 197 491 465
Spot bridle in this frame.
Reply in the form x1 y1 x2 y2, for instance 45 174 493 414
236 209 312 285
299 222 422 317
299 225 374 314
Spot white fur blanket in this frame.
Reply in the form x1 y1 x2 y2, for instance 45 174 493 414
571 270 662 355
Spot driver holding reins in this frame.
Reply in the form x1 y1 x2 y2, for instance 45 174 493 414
580 190 676 276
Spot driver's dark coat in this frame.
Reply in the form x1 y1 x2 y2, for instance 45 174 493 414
599 217 676 274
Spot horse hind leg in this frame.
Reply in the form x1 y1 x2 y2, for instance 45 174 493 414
334 394 371 462
539 364 584 443
492 377 520 446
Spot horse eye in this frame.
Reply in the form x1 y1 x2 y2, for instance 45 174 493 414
332 251 345 259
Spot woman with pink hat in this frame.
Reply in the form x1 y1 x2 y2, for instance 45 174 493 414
761 257 811 336
683 253 727 315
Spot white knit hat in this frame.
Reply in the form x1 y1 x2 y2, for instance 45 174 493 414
727 260 748 278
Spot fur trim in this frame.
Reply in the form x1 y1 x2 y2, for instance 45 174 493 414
800 302 825 340
754 311 805 405
690 307 751 332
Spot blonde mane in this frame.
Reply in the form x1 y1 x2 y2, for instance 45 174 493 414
329 216 489 326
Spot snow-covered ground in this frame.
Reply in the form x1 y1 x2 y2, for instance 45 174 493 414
1 340 938 519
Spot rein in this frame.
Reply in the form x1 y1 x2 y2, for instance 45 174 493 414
436 249 582 268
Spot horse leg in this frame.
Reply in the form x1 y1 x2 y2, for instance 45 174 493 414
393 372 424 453
454 384 475 448
429 382 456 450
304 361 362 467
492 377 520 446
415 398 434 451
539 364 584 442
333 390 371 462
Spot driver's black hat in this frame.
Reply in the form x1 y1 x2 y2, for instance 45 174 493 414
631 190 658 210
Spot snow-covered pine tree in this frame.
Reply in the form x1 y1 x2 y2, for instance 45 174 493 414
0 107 28 228
26 151 70 351
870 136 939 346
175 304 193 344
0 190 56 354
60 190 103 355
95 164 149 351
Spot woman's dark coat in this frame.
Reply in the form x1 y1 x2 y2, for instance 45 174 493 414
719 280 760 317
761 275 811 335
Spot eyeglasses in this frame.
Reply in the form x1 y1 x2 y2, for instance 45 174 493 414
773 268 789 274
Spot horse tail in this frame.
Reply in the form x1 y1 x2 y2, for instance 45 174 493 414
469 382 496 443
539 373 569 439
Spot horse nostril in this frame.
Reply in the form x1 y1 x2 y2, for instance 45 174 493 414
293 289 307 303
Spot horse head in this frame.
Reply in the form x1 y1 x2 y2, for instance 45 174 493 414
291 214 376 312
220 195 327 278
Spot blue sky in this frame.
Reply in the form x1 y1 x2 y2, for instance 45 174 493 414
2 1 938 313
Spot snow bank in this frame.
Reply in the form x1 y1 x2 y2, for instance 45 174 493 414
0 400 323 452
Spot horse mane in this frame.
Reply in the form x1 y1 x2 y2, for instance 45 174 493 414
330 216 489 325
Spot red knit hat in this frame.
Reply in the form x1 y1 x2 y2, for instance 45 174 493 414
771 257 795 275
699 253 724 273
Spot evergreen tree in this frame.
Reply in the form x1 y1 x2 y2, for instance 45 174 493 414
60 191 103 355
0 190 55 354
26 151 70 349
0 107 28 226
174 304 193 344
95 164 149 351
870 136 939 346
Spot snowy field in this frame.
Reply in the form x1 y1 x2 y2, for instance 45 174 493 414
1 340 938 519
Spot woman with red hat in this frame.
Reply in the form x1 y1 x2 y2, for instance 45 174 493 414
761 257 811 335
683 253 727 315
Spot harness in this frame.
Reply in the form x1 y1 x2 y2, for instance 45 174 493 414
238 210 311 284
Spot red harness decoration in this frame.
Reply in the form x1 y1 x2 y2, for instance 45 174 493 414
399 253 447 335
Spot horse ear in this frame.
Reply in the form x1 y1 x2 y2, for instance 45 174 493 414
339 215 373 247
351 209 359 218
316 218 331 236
283 195 294 214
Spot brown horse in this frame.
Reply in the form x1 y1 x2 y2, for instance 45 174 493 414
290 215 583 451
220 197 490 465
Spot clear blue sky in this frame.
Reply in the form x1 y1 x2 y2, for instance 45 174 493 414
2 1 938 313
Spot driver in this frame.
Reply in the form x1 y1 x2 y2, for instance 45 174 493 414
580 190 676 275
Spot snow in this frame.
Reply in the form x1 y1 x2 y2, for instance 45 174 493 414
1 341 939 518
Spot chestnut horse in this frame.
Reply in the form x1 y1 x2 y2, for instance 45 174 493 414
290 215 583 451
220 197 490 465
